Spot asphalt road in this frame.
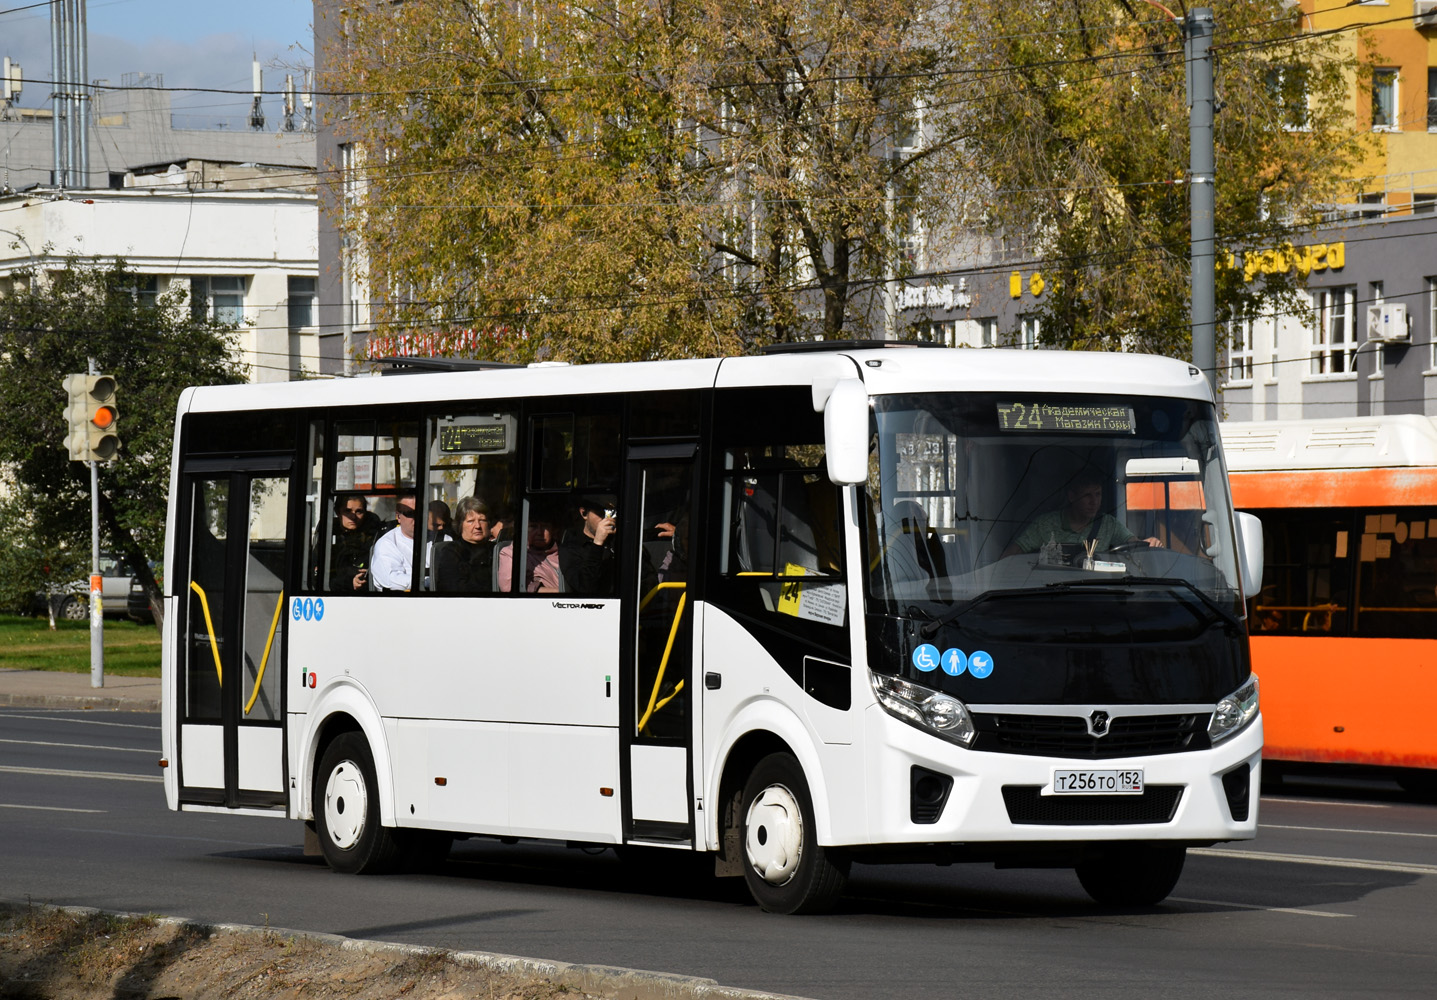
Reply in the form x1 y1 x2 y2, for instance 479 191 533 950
4 707 1436 999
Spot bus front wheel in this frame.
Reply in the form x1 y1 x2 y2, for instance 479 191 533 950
740 753 848 914
314 732 403 875
1075 845 1186 906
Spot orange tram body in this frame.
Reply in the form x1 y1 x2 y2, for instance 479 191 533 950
1222 416 1437 789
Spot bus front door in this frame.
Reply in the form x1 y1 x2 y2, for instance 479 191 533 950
622 447 697 845
176 463 291 810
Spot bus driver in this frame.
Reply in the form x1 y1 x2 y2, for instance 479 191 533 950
1004 468 1162 557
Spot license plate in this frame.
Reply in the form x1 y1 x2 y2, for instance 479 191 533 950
1049 768 1144 795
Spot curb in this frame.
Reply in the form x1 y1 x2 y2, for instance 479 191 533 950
0 693 160 712
1 901 817 1000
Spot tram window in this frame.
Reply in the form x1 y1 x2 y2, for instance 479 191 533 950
1254 509 1351 635
1353 507 1437 639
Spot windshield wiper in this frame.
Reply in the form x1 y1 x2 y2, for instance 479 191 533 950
917 586 1056 639
916 576 1240 638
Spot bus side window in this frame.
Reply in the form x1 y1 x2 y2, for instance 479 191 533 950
318 418 419 594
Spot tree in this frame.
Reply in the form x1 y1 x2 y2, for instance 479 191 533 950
0 485 87 629
947 0 1372 356
320 0 966 360
0 258 249 630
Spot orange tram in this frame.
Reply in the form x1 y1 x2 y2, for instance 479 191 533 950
1222 415 1437 794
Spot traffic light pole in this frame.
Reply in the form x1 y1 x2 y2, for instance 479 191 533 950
88 356 103 689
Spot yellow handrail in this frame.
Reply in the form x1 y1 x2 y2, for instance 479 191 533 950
639 579 685 611
637 584 687 735
245 590 285 716
189 580 223 687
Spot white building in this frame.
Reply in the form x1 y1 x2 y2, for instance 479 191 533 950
0 165 319 381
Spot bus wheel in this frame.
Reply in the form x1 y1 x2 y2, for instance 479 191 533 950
314 732 402 875
1076 845 1185 906
740 753 848 914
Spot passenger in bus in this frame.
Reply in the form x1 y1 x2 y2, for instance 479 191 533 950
496 509 562 592
561 494 618 595
326 495 382 592
370 495 417 591
427 500 455 544
1003 468 1163 557
433 497 494 593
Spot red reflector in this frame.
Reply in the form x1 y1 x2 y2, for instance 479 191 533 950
158 759 169 769
599 787 614 797
434 776 447 786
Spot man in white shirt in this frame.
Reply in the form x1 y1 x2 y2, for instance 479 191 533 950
370 495 417 591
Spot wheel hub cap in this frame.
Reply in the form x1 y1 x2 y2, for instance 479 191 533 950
323 759 367 850
745 783 802 885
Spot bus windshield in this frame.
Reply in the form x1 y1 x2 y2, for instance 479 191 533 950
866 392 1243 623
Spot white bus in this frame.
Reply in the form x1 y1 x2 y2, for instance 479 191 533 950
160 344 1264 913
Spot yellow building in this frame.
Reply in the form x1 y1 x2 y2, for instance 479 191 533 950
1305 0 1437 214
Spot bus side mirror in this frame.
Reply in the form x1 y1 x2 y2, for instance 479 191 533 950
1234 511 1263 597
823 378 869 485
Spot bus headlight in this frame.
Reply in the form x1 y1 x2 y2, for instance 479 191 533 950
870 672 977 747
1208 676 1259 745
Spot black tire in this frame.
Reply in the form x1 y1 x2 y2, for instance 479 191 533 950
739 753 848 914
59 596 87 621
313 732 404 874
1076 845 1186 906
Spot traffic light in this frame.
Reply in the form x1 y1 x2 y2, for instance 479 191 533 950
61 374 120 462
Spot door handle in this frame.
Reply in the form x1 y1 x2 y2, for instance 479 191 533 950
705 672 722 690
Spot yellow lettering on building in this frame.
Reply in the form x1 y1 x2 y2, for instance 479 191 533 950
1239 241 1343 283
1009 271 1022 298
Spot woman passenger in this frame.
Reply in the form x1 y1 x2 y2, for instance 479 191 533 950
432 497 494 593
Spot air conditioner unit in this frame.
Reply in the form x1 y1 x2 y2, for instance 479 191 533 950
1416 0 1437 28
1366 302 1409 343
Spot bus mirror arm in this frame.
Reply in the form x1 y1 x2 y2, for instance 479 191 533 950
1234 511 1263 598
823 378 869 485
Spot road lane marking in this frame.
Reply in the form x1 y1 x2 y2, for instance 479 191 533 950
0 738 157 754
0 765 161 784
1261 823 1437 840
1262 797 1389 809
0 803 105 814
1193 847 1437 876
0 713 158 730
1171 897 1352 918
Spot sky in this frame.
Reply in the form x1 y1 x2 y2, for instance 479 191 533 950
2 0 314 127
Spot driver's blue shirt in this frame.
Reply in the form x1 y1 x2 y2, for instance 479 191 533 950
1011 510 1135 553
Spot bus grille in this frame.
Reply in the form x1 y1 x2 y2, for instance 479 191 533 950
971 713 1210 759
1002 785 1184 825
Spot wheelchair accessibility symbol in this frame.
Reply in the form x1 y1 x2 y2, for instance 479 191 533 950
912 643 940 672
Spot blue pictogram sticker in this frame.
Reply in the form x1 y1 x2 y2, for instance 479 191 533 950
941 648 967 676
912 643 940 672
968 650 994 679
313 598 324 622
292 598 303 621
302 597 315 621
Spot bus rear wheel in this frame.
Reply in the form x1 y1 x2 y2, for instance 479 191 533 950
740 753 848 914
1076 845 1186 906
314 732 403 874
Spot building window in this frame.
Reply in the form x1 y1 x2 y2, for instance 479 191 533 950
191 276 246 324
1428 68 1436 131
1310 286 1356 375
1369 282 1384 375
288 276 317 330
1019 314 1039 350
1372 68 1399 130
978 317 998 348
132 275 159 308
1265 66 1309 129
1226 312 1255 383
1415 193 1437 215
1430 277 1437 370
